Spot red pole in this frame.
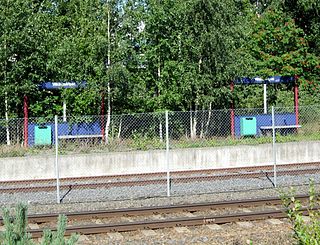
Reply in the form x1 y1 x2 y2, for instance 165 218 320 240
23 95 28 147
230 81 235 138
101 93 105 141
294 78 299 126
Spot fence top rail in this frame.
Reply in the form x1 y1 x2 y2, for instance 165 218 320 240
260 125 302 129
58 135 103 139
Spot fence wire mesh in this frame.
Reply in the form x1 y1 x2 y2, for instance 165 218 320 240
167 108 275 195
275 105 320 188
0 105 320 204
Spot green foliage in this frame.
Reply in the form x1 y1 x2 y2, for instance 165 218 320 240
40 215 79 245
247 3 320 107
0 204 79 245
0 203 33 245
0 0 319 118
281 180 320 245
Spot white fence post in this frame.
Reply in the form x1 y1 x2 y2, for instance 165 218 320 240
272 106 277 187
165 110 170 197
55 115 61 203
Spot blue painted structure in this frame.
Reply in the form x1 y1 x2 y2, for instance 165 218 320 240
235 76 295 85
28 121 101 146
39 81 87 90
234 113 296 137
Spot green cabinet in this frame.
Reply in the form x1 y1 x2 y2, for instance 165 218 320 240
240 117 257 136
34 125 52 145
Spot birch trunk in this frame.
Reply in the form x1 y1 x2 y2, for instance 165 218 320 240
117 117 122 139
105 3 111 144
204 102 212 137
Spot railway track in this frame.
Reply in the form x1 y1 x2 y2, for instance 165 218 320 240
0 194 310 238
1 162 319 193
31 207 305 238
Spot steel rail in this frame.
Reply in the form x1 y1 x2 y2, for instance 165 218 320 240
0 166 319 193
1 161 319 187
28 207 310 238
0 194 309 225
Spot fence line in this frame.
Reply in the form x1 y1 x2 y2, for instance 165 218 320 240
1 105 320 204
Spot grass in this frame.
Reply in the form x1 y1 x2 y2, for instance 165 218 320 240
1 130 320 158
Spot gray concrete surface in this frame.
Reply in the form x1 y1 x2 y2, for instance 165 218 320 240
0 141 319 181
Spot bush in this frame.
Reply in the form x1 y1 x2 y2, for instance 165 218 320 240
281 180 320 245
0 203 79 245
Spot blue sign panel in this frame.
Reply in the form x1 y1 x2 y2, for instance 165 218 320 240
39 81 87 90
265 76 295 84
234 76 295 85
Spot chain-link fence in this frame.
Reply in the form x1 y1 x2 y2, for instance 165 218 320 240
0 105 320 204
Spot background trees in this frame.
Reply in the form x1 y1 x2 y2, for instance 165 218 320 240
0 0 319 118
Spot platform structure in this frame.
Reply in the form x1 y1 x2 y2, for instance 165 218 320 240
23 81 108 147
230 76 299 138
27 119 103 146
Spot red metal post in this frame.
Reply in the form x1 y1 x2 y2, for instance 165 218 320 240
230 81 235 138
294 80 299 126
101 93 105 141
23 95 28 147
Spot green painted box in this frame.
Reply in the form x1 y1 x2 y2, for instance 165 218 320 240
34 125 52 145
240 117 257 136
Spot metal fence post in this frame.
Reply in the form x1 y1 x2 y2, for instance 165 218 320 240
54 115 61 203
165 110 170 197
272 106 277 187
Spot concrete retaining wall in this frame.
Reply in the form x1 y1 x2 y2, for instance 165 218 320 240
1 141 319 181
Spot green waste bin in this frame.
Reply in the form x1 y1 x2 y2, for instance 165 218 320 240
34 125 52 145
240 117 257 136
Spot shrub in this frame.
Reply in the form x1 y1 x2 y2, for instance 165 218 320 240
281 180 320 245
0 203 79 245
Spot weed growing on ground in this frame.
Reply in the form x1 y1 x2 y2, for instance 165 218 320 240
280 180 320 245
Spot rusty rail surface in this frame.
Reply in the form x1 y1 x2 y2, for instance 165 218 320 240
0 194 309 227
1 162 319 193
1 161 319 186
28 206 310 238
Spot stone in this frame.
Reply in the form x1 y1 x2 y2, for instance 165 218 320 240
141 229 157 236
28 223 40 230
301 216 311 223
152 214 164 219
121 217 133 222
184 212 196 217
94 219 103 224
107 232 124 240
78 235 89 242
236 221 253 228
174 227 190 233
206 224 222 230
266 219 283 225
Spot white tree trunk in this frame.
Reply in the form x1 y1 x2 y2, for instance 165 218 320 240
190 105 198 139
105 82 111 144
159 120 163 142
192 107 197 139
105 3 111 144
117 117 122 139
204 102 212 137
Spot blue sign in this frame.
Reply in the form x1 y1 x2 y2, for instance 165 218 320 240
266 76 295 84
39 81 87 90
235 76 295 85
